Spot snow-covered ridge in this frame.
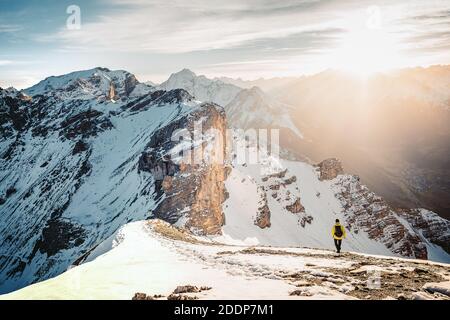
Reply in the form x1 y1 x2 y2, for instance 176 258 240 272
2 220 448 300
24 67 152 101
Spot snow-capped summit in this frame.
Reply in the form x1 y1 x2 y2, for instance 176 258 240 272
175 68 196 78
225 86 303 138
25 67 152 101
159 69 241 106
25 67 105 95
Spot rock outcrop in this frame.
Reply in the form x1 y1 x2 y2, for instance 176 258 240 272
258 167 313 228
106 82 117 101
139 103 230 235
285 197 305 214
0 88 31 139
397 208 450 255
255 188 271 228
317 158 344 180
333 175 432 259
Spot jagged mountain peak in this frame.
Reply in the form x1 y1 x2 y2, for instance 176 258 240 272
164 68 200 85
225 85 303 138
173 68 197 78
159 69 241 107
163 69 202 86
0 86 19 96
25 67 107 94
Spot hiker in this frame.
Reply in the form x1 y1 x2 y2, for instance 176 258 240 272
332 219 346 253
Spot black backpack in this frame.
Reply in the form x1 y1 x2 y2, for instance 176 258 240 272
334 225 343 237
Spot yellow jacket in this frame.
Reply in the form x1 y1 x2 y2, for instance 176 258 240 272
332 223 346 240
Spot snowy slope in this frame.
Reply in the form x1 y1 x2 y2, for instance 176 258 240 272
217 134 450 263
221 161 391 255
2 220 449 300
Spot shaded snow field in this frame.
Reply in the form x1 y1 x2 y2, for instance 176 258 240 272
2 220 449 300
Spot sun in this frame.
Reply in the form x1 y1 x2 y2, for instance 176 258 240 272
333 23 404 77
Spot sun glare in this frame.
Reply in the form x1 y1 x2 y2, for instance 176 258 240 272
333 21 404 77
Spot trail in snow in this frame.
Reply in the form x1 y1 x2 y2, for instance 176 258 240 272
2 220 449 300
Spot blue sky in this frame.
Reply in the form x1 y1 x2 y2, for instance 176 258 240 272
1 0 450 88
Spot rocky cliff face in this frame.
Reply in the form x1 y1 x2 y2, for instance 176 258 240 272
138 103 230 235
0 88 31 140
333 174 427 259
397 208 450 255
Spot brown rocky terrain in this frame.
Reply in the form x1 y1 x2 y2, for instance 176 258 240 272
316 158 344 181
256 165 313 229
138 104 230 235
255 187 271 228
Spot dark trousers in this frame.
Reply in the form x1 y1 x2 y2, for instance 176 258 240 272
334 239 342 253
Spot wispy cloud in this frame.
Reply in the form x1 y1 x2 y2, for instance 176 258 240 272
40 0 340 54
407 9 450 21
398 7 450 55
0 60 13 66
0 24 22 33
0 59 43 66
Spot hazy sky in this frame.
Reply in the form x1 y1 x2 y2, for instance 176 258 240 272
1 0 450 88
